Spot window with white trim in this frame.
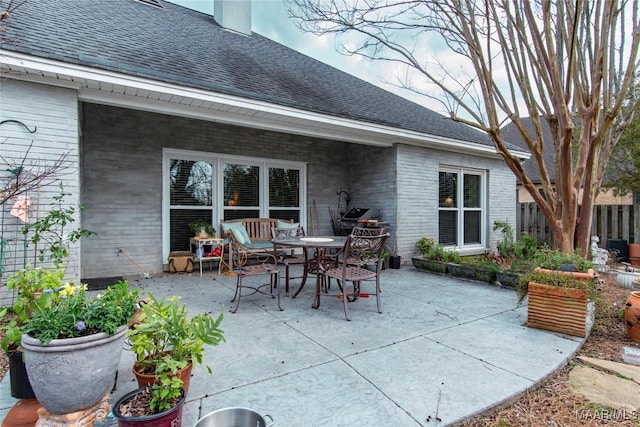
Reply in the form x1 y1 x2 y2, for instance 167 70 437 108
438 167 485 249
164 149 305 254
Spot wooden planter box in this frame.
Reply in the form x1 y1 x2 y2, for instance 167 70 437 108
411 257 449 274
526 282 588 337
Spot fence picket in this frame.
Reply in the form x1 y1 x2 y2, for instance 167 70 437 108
518 203 637 248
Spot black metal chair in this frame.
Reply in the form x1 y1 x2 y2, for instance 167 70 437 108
316 232 389 321
227 233 282 314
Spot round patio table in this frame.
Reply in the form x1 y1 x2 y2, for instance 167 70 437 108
271 236 347 304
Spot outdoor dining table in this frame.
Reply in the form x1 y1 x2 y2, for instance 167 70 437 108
271 235 347 306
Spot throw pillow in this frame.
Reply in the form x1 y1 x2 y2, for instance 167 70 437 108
277 220 299 229
221 221 252 245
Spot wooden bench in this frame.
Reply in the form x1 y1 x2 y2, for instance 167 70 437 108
221 218 293 272
221 218 292 251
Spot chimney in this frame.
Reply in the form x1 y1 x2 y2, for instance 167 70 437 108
214 0 252 36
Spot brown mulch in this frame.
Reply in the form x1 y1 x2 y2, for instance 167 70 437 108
1 268 638 426
461 267 640 427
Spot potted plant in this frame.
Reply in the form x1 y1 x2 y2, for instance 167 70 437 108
188 219 215 238
412 237 461 274
126 292 225 394
533 248 595 276
19 279 139 414
1 266 66 400
111 368 186 427
517 268 603 338
381 248 390 270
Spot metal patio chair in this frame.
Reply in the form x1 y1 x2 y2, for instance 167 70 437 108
316 232 389 321
227 233 282 314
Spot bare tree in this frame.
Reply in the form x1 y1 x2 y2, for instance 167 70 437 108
288 0 640 255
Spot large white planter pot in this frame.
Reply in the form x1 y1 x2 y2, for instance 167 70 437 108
617 269 640 290
21 325 127 414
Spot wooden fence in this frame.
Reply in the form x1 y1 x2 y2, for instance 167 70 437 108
517 203 640 248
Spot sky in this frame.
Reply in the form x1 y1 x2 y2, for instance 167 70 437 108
164 0 438 111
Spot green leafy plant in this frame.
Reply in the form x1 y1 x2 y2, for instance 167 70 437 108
22 184 95 267
534 248 593 273
493 220 515 258
126 293 225 412
188 219 215 237
150 358 185 413
514 233 538 259
1 266 66 351
415 237 461 263
21 280 138 345
493 220 539 261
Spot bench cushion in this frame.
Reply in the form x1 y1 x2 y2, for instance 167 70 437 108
246 241 274 250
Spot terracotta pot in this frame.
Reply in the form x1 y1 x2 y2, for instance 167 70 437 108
133 359 193 395
526 281 588 337
624 291 640 342
112 387 185 427
1 398 41 427
534 267 596 281
629 244 640 267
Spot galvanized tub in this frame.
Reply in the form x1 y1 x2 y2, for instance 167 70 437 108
194 407 274 427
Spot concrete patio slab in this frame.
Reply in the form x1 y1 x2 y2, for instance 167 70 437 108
0 267 588 426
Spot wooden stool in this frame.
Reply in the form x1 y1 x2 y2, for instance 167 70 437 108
35 394 110 427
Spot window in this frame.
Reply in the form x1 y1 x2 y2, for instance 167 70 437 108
438 168 485 249
164 149 305 254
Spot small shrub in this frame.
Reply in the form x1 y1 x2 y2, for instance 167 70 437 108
415 237 461 263
416 237 435 257
493 220 515 258
514 233 538 259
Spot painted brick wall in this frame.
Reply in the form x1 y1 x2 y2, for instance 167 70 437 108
81 103 359 278
396 144 516 259
0 80 81 283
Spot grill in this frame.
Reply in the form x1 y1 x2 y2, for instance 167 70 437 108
336 207 379 235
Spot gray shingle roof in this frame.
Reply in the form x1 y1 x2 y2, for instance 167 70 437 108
3 0 495 146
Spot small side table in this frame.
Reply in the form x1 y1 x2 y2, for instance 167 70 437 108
189 237 224 276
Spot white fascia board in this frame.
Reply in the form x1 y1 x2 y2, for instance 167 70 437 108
0 51 528 157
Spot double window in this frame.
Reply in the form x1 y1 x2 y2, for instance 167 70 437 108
438 167 485 250
164 149 305 254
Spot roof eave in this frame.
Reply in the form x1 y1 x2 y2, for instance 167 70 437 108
0 51 520 157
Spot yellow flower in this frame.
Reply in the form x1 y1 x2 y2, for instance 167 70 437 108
59 282 76 297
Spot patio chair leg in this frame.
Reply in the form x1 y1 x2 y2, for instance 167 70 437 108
285 265 290 296
376 277 382 314
231 277 242 313
342 283 351 321
275 272 283 311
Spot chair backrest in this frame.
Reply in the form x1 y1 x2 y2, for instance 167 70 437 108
351 226 386 237
343 232 390 267
271 226 306 241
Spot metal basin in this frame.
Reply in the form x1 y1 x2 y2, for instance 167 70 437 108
194 407 274 427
